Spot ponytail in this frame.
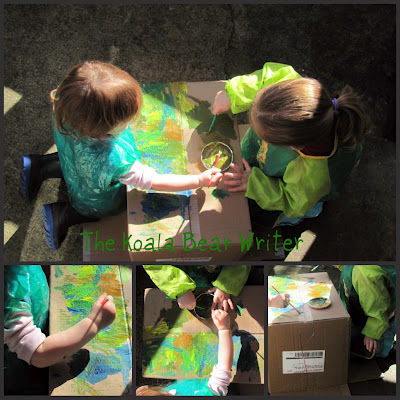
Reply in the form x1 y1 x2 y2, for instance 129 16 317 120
334 85 369 149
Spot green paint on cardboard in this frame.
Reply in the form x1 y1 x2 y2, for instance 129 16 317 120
54 265 64 278
211 189 230 199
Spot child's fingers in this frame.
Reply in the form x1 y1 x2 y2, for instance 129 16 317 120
224 172 242 179
242 158 251 171
97 292 108 304
106 295 114 303
228 185 246 192
224 180 243 187
228 298 234 310
228 163 243 173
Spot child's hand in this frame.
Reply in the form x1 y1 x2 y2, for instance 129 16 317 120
177 290 196 310
223 159 252 192
208 287 234 311
87 292 117 332
212 309 231 331
199 167 223 187
212 90 232 114
364 335 380 353
269 293 290 308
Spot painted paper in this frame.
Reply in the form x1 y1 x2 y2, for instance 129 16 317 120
49 265 132 396
268 274 332 323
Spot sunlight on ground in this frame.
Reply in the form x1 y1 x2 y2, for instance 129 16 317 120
4 87 22 114
4 221 19 245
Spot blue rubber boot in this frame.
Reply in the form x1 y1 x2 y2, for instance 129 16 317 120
41 203 69 250
41 202 99 251
21 155 41 200
21 153 63 200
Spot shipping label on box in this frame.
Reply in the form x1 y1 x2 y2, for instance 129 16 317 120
268 272 351 394
282 350 325 374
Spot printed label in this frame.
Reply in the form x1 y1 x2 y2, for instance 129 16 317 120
282 350 325 374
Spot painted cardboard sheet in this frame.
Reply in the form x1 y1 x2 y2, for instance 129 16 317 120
49 265 132 396
126 81 251 261
268 272 345 325
143 286 264 383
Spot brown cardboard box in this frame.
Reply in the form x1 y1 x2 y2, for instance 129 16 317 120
274 384 351 396
142 285 264 383
127 81 252 262
268 272 350 394
82 211 131 261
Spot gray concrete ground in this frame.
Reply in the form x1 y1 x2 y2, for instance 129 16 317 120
4 4 395 262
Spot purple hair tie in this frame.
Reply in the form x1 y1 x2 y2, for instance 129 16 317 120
332 98 339 110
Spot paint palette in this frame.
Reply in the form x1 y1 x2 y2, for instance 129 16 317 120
201 141 233 171
308 297 332 309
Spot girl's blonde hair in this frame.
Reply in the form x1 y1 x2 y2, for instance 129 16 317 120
53 61 143 139
250 78 368 149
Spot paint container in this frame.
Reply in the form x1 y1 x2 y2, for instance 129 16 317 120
308 297 332 309
193 293 214 319
201 142 233 172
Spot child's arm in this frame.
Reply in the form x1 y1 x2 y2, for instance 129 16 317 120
212 309 233 371
119 160 222 191
30 293 116 368
213 62 301 115
151 168 222 191
207 308 233 396
353 266 394 341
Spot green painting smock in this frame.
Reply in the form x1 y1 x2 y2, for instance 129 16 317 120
53 120 141 217
339 265 396 341
143 265 251 299
163 378 216 396
225 62 362 218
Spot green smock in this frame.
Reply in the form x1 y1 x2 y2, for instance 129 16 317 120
163 378 216 396
53 120 141 217
339 265 396 340
143 265 251 299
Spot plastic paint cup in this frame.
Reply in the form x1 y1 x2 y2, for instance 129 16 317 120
201 142 233 172
193 292 214 319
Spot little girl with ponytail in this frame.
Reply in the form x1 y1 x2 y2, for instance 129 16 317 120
212 62 368 226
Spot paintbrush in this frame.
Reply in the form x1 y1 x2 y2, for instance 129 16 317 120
208 114 217 134
271 285 300 314
208 152 221 188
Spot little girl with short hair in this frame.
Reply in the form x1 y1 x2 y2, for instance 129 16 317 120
21 61 222 250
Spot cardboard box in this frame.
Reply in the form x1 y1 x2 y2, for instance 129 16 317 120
268 272 350 394
274 384 351 396
49 265 132 395
82 211 131 261
142 285 264 383
127 81 252 262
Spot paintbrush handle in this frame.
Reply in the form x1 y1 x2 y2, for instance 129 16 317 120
208 114 217 134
